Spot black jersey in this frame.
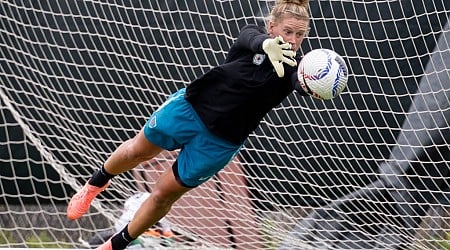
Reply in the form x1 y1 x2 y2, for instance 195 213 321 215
185 24 306 145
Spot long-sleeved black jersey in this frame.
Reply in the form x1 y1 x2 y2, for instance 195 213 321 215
185 24 306 145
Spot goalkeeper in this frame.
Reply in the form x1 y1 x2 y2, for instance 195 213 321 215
67 0 311 249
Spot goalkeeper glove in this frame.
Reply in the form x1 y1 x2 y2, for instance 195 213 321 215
262 36 297 77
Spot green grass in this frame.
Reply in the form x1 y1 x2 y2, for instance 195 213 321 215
25 231 66 248
436 231 450 250
0 230 69 248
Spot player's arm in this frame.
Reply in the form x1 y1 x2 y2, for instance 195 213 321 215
235 25 296 77
234 24 268 52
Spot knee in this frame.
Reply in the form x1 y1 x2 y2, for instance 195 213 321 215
122 138 155 163
149 189 178 210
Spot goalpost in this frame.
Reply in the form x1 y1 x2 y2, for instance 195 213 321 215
1 0 449 249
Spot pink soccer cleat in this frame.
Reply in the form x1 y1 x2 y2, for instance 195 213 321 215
67 180 110 220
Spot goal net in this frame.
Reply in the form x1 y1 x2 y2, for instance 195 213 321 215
1 0 449 249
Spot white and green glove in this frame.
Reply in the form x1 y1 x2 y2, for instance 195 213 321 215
262 36 297 77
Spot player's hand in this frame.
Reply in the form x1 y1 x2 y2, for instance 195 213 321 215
262 36 297 77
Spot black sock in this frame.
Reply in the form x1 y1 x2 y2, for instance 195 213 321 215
88 166 115 187
111 224 135 250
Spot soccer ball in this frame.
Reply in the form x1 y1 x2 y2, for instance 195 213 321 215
297 49 348 100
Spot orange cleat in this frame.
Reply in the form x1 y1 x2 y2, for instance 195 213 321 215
67 180 110 220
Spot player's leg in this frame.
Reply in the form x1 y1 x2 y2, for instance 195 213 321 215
67 89 188 221
67 130 163 220
97 114 244 249
125 136 243 238
98 146 242 249
103 129 164 175
128 163 191 237
95 161 191 250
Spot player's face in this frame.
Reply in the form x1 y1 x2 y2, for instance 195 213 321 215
269 17 309 51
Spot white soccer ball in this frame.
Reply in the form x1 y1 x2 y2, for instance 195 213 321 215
298 49 348 100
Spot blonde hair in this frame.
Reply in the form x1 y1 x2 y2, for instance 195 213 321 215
269 0 310 26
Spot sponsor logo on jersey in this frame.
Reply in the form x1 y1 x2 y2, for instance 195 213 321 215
253 53 265 65
148 115 157 128
198 175 211 181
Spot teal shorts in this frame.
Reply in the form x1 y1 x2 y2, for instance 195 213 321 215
143 88 243 187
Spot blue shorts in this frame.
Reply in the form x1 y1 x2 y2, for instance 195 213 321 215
143 88 243 187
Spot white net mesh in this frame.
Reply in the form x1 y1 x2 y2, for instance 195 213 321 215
1 0 449 249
